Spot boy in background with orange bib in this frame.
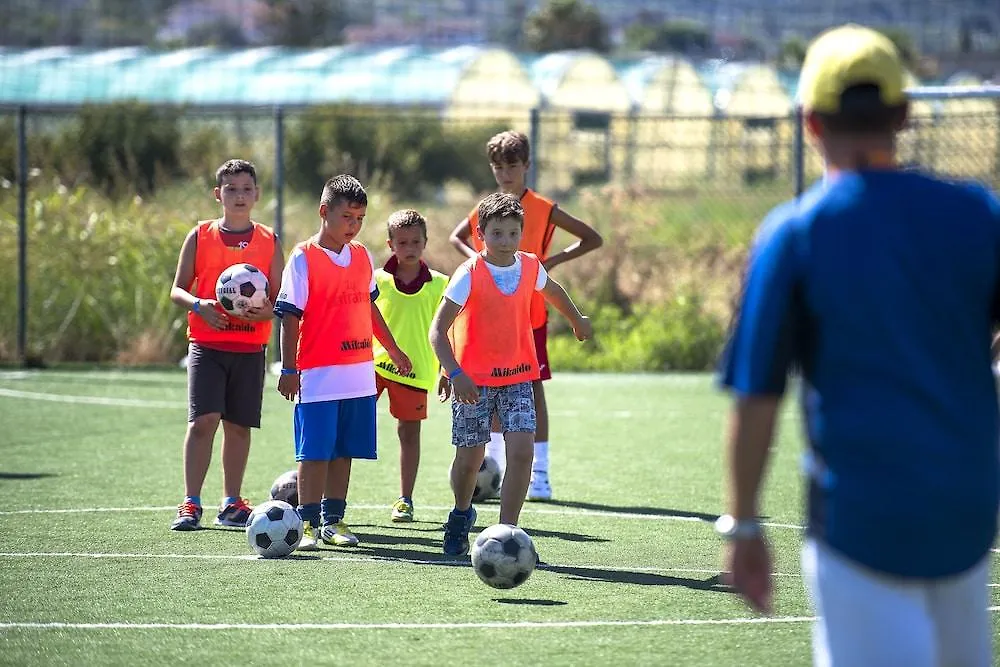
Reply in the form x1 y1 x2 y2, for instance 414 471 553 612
373 210 450 524
275 175 412 550
168 159 284 531
431 192 592 556
449 131 602 501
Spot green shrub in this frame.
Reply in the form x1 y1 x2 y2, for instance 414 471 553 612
76 103 182 195
547 293 727 372
0 184 191 363
285 106 505 198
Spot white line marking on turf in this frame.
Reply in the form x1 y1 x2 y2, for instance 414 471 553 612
0 551 800 577
0 388 184 409
0 504 804 530
0 618 822 631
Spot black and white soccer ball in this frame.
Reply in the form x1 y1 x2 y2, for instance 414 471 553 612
269 469 298 507
471 523 538 589
472 456 502 503
215 263 268 317
246 500 302 559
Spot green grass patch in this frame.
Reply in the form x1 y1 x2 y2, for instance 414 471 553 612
1 370 998 665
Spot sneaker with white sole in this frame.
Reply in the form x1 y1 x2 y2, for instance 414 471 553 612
526 473 552 501
391 497 414 523
321 521 359 547
297 523 319 551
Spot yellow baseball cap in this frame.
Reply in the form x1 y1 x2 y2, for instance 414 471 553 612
797 24 907 113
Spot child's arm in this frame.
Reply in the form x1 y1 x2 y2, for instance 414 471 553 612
544 207 604 271
371 302 412 376
244 235 285 322
449 217 480 260
277 314 300 401
541 277 593 341
170 227 228 330
429 298 479 403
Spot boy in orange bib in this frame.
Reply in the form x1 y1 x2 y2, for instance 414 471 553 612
449 130 602 501
430 192 593 556
275 175 412 550
168 159 284 531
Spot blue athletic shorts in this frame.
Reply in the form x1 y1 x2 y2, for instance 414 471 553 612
293 395 377 462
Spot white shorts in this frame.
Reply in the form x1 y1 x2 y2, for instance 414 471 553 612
802 538 992 667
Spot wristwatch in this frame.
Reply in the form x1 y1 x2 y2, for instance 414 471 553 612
714 514 762 540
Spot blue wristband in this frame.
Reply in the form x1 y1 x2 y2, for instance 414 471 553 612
280 367 299 376
448 367 464 380
191 300 200 313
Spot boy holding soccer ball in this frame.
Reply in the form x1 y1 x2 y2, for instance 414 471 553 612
430 192 592 556
168 159 284 531
274 175 412 550
373 209 450 523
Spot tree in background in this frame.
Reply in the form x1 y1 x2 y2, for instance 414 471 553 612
522 0 609 53
260 0 345 47
624 18 713 57
777 35 808 70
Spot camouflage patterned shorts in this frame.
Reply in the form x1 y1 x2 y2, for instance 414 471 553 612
451 381 536 447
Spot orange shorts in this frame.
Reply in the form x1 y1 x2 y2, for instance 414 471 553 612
376 374 429 421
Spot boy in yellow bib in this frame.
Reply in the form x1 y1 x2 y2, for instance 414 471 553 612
373 209 449 523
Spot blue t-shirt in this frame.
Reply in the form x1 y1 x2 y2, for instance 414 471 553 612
720 169 1000 578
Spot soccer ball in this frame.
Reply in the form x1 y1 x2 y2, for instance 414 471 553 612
471 523 538 589
472 456 502 503
246 500 302 558
269 469 298 507
215 263 268 317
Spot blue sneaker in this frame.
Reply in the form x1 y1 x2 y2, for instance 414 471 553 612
443 507 477 556
170 500 203 531
215 498 253 527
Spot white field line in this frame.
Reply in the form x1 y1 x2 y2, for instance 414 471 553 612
0 618 819 631
0 550 797 577
0 504 804 531
0 388 184 409
5 609 1000 631
0 387 631 418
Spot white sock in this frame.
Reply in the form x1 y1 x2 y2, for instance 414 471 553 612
486 432 506 470
532 441 549 477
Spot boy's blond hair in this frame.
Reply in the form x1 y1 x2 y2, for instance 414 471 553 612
486 131 530 165
387 209 427 239
476 192 524 234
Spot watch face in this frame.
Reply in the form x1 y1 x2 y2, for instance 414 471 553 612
714 515 736 535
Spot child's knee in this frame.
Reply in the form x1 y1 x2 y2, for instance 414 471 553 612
453 447 484 474
504 433 533 466
188 414 220 438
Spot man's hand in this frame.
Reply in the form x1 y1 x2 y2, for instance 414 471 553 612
723 535 773 615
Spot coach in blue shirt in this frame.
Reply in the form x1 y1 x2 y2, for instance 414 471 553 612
716 23 1000 667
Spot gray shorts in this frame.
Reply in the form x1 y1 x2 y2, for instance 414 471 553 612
187 343 266 428
451 381 536 447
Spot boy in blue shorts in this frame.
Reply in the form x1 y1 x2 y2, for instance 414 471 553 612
274 174 411 549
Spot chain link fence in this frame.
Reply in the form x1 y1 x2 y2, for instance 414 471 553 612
1 86 998 366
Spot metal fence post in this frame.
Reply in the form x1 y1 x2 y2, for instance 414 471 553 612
272 104 285 363
793 106 805 197
528 106 540 190
17 105 28 366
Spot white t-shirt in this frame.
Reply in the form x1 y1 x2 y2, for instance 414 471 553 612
275 242 378 404
444 254 548 308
